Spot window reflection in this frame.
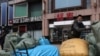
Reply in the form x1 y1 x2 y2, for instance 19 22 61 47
55 0 82 9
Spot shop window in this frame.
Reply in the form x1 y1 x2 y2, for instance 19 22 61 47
55 0 82 9
29 2 42 17
51 0 87 12
27 22 42 31
14 3 28 18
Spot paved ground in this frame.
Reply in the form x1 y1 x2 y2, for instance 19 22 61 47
53 44 60 48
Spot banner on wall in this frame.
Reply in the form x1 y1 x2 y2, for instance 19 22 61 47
1 2 7 26
56 12 73 21
8 6 13 26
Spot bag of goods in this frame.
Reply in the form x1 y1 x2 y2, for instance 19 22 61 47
92 21 100 42
15 38 37 50
3 32 20 51
60 38 89 56
16 32 38 50
91 21 100 55
85 33 97 56
0 32 20 56
96 43 100 54
89 45 97 56
0 50 11 56
85 33 96 45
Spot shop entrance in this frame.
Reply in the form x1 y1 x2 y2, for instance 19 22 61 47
49 20 91 43
50 25 72 43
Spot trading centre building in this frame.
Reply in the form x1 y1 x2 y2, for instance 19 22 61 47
8 0 100 43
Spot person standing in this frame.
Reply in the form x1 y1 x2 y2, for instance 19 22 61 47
71 15 86 38
0 29 6 49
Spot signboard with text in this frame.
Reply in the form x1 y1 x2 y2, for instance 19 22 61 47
13 16 42 23
56 12 73 21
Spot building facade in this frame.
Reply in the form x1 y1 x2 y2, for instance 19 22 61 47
9 0 42 39
42 0 100 43
0 0 13 34
9 0 100 43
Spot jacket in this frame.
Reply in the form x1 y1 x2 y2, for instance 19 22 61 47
71 20 85 37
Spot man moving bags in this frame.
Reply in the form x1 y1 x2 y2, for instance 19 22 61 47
71 15 85 38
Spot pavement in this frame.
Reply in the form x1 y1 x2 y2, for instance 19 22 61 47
53 44 60 48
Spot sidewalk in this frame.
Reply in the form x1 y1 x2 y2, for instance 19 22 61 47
53 44 60 48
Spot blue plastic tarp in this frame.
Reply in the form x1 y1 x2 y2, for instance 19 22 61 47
39 37 50 45
16 45 60 56
13 37 59 56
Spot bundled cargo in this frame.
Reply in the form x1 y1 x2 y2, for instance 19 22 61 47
16 32 38 50
3 32 20 51
0 32 20 56
85 33 96 45
60 38 89 56
92 21 100 42
15 37 60 56
91 21 100 55
85 33 97 56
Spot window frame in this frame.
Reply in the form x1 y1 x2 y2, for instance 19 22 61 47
51 0 86 12
28 2 42 17
13 2 28 18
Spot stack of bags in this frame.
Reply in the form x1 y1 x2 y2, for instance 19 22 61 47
85 33 97 56
91 21 100 56
0 32 20 56
3 21 100 56
15 32 38 50
14 32 60 56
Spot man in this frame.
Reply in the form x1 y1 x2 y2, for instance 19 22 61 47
71 15 86 38
0 29 6 49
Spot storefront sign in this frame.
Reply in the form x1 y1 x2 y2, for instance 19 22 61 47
56 12 73 21
13 18 19 23
13 16 42 23
57 13 64 21
30 16 42 22
8 19 13 26
66 12 73 19
20 17 30 23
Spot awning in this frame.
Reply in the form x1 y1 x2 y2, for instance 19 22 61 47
49 20 91 28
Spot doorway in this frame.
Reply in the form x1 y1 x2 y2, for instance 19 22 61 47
19 25 27 35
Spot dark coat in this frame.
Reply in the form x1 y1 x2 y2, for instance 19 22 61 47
71 20 85 38
0 32 6 49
